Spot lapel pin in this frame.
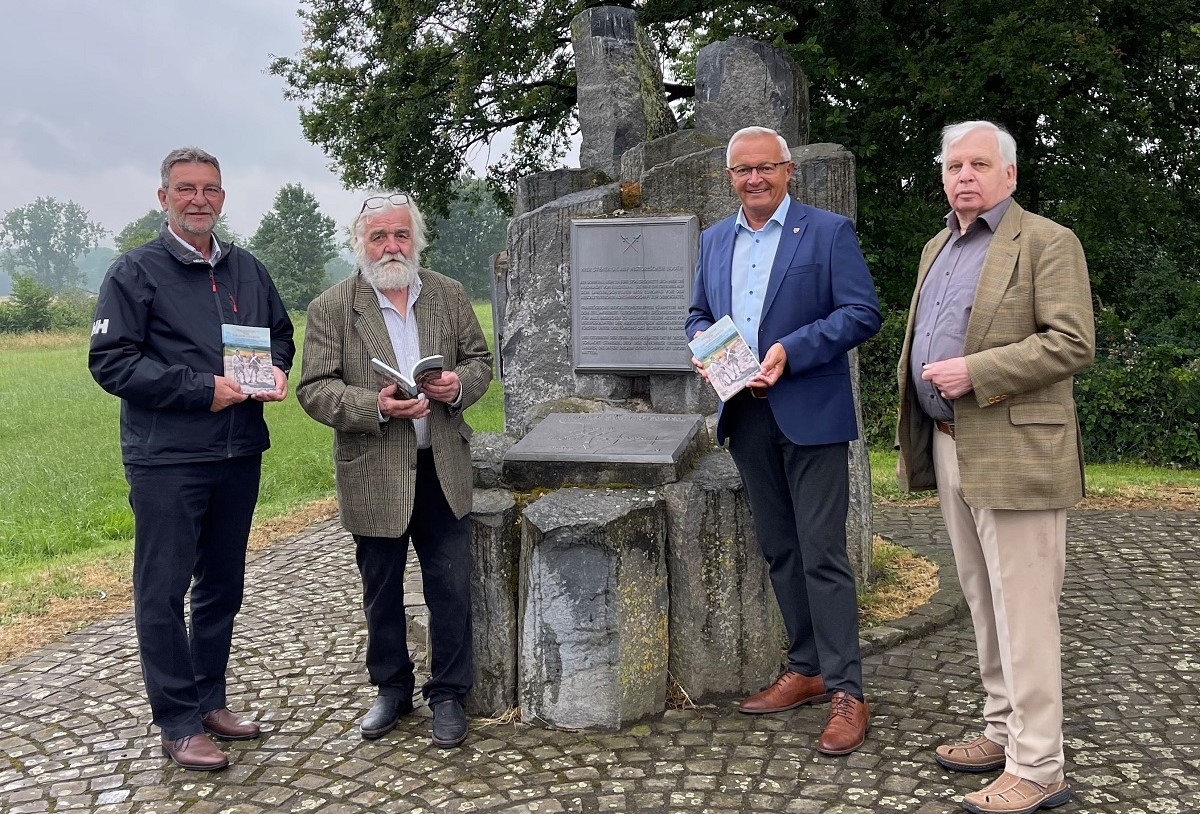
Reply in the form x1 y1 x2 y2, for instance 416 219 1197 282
793 227 800 233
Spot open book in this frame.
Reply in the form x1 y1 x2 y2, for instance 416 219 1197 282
688 315 763 402
371 355 445 399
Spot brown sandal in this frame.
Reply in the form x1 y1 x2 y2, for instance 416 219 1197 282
935 734 1005 772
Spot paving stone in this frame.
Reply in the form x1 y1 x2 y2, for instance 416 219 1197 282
2 509 1198 813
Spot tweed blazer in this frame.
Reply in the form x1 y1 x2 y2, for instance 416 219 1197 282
297 270 492 536
896 200 1095 509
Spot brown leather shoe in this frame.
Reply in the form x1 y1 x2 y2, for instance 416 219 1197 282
936 734 1006 773
962 771 1071 814
161 733 229 771
816 691 869 755
737 671 830 714
201 707 261 741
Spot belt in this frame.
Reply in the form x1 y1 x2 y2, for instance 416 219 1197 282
935 420 955 439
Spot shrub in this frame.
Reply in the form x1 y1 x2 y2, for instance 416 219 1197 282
860 307 1200 468
49 288 96 331
2 273 53 333
0 300 16 333
1075 334 1200 467
857 307 906 447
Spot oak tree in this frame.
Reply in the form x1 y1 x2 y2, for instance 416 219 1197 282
273 0 1200 320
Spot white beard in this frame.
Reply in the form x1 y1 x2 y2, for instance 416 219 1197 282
360 251 419 291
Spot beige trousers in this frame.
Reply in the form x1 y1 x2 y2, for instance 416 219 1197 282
933 430 1067 784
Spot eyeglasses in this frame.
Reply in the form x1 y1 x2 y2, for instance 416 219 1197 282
727 161 792 179
360 193 410 212
172 185 224 200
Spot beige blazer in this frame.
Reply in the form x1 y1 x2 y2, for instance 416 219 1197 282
896 200 1095 509
297 271 493 536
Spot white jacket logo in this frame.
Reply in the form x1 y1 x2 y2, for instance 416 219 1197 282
91 319 109 336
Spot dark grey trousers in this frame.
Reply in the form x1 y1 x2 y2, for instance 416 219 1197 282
353 448 473 705
127 455 260 740
725 393 863 698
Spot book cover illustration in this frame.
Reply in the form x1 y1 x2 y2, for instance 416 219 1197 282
221 324 275 394
370 355 445 399
687 315 763 402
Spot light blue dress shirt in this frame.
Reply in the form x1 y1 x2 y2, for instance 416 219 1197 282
731 197 790 359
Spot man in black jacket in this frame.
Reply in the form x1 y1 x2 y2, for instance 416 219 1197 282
89 147 294 771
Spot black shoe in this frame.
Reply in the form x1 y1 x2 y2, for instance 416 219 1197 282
431 698 468 748
359 695 413 739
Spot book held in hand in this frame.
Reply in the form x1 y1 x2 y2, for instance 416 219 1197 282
221 324 276 394
688 315 763 402
371 355 445 399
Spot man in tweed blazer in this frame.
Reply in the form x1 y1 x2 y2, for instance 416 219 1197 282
896 121 1094 814
297 192 492 749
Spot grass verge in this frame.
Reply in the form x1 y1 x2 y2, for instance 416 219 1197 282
2 319 1196 661
870 449 1200 510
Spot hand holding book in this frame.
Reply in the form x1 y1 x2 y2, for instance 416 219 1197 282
687 315 763 402
370 355 445 399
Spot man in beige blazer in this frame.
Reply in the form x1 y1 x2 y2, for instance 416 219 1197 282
896 121 1094 814
297 192 492 749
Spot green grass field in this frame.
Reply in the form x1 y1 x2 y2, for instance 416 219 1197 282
868 449 1200 503
0 302 502 585
2 305 1198 590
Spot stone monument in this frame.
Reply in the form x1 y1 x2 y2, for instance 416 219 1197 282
459 6 875 731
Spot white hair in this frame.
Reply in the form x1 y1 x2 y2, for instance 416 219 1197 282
939 121 1018 178
358 250 420 291
349 192 429 259
726 126 791 166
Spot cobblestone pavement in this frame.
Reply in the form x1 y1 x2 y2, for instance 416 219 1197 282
2 507 1197 813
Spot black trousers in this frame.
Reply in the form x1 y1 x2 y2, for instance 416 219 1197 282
725 393 863 698
353 448 473 704
125 455 261 740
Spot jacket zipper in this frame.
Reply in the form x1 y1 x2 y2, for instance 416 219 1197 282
210 268 236 459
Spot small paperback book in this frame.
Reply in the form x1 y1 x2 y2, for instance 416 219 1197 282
688 314 763 402
371 355 445 399
221 324 275 394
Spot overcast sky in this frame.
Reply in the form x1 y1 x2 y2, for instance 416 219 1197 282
0 1 513 246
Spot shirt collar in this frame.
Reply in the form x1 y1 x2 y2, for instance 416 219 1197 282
166 222 221 263
945 196 1012 236
736 195 791 232
372 273 422 313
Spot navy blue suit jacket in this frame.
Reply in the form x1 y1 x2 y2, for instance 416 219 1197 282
686 200 882 446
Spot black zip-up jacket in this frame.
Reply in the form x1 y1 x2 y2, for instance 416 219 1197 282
89 224 295 465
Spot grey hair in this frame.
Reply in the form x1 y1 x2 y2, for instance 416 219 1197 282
939 121 1018 173
726 126 791 166
159 147 221 188
350 192 429 260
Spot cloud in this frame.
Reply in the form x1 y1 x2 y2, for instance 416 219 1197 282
0 1 362 239
0 0 546 242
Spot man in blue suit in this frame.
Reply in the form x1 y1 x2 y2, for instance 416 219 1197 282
686 126 882 755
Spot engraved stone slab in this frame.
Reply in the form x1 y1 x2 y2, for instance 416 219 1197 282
502 412 705 489
570 216 698 374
